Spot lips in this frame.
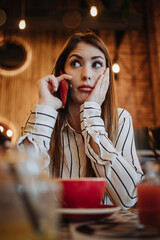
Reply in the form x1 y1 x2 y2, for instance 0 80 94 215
78 85 94 92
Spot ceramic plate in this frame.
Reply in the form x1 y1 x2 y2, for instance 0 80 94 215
57 205 121 221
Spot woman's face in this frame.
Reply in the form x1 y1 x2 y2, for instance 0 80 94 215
64 42 106 105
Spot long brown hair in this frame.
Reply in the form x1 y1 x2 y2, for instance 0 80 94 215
49 32 118 177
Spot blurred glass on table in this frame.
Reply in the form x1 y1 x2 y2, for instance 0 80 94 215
0 148 61 240
137 160 160 229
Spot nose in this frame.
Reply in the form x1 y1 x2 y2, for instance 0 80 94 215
81 65 91 81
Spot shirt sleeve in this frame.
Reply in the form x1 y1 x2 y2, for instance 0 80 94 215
80 101 144 210
17 104 58 169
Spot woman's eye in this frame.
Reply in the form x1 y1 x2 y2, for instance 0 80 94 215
70 60 81 67
92 61 103 68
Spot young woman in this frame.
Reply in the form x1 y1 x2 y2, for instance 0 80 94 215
17 32 143 209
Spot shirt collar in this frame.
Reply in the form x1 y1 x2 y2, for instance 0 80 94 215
61 119 69 130
61 118 81 134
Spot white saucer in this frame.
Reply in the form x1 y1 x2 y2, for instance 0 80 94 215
57 205 120 214
56 205 121 221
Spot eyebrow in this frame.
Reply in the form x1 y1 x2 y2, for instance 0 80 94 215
69 54 105 60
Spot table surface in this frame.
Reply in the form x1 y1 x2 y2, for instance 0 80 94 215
59 209 160 240
0 206 160 239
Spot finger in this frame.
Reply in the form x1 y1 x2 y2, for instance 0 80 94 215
94 73 104 90
94 68 109 98
57 74 72 83
101 68 110 89
42 75 59 91
48 78 58 91
48 74 72 92
104 67 109 80
101 68 109 82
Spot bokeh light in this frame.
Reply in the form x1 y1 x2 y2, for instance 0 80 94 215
90 6 98 17
19 19 26 30
0 126 4 133
112 63 120 73
6 129 13 138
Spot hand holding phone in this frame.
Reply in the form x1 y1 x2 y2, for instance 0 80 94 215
59 70 72 108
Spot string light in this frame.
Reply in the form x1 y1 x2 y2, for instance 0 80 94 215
19 0 26 30
90 6 98 17
19 19 26 29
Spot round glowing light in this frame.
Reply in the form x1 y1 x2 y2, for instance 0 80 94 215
19 19 26 30
90 6 98 17
112 63 120 73
6 129 13 138
0 126 4 132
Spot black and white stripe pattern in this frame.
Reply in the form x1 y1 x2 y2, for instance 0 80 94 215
17 102 144 210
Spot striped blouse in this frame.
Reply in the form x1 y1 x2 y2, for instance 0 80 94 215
17 101 144 210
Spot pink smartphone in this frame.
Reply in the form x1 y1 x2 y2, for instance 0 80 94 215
59 70 72 107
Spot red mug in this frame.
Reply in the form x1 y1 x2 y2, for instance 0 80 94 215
57 178 106 209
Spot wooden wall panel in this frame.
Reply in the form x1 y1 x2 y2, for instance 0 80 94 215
114 29 155 129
